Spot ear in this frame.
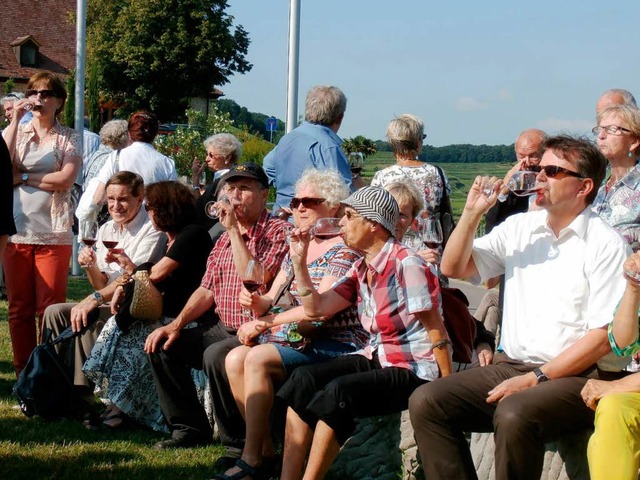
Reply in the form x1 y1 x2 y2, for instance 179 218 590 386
629 137 640 157
577 178 594 200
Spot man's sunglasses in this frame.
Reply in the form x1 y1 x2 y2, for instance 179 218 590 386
289 197 326 209
25 89 58 99
528 165 584 179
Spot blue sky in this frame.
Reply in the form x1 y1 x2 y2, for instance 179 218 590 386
223 1 640 147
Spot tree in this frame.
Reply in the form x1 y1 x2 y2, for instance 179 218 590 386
342 135 378 158
86 0 252 120
62 70 75 128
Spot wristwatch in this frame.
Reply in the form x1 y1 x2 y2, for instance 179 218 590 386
21 173 29 184
533 368 550 383
92 291 104 306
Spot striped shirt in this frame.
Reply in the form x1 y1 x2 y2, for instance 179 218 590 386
333 238 442 381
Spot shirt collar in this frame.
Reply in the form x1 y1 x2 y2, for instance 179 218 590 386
303 121 343 145
366 237 398 275
533 206 592 239
245 209 272 240
121 205 148 234
619 164 640 189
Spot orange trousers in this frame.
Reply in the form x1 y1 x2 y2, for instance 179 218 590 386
3 242 72 376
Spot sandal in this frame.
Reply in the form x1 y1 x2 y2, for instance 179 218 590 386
211 459 261 480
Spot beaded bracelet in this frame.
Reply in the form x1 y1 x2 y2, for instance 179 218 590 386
433 338 452 350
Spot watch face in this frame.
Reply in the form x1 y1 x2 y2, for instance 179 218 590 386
22 173 28 181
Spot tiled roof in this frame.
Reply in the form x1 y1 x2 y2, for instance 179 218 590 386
1 0 76 85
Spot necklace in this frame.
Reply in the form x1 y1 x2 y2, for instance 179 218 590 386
606 166 634 189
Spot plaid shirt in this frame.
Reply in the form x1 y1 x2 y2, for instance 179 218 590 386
200 210 290 330
333 238 442 381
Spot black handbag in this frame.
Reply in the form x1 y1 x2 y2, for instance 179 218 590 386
434 165 456 247
13 326 88 419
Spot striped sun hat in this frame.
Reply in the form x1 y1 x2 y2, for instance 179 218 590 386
341 186 399 237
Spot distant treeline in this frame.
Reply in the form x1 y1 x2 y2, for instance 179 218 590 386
217 99 286 142
374 140 516 164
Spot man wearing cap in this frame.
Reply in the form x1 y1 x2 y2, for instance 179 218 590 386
144 163 290 452
264 186 452 479
409 136 630 480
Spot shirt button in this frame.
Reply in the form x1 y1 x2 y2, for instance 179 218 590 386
339 401 346 408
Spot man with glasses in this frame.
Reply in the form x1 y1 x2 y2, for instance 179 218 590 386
410 135 631 480
144 163 290 455
1 92 32 127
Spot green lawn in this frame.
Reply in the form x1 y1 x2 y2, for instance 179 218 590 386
0 277 225 480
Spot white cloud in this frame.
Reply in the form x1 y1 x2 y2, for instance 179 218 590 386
494 89 513 102
535 118 594 134
456 96 488 112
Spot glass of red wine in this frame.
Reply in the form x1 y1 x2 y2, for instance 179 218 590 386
348 152 364 175
422 217 443 251
102 223 122 254
241 259 265 318
507 171 541 197
310 217 342 240
80 219 98 268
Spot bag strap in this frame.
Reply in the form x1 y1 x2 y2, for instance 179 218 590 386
434 164 451 213
271 270 295 308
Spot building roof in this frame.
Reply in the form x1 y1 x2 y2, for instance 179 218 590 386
1 0 76 84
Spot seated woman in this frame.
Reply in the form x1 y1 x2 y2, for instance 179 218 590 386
259 186 452 480
211 169 366 479
83 181 213 430
581 251 640 480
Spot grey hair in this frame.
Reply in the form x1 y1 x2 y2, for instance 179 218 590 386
602 89 637 107
294 168 350 208
384 180 424 220
203 133 243 163
99 119 130 149
304 86 347 126
386 114 425 157
597 104 640 155
1 92 25 103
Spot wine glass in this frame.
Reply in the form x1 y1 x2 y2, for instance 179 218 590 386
80 219 98 267
507 171 540 197
241 260 265 318
102 223 122 254
422 218 443 250
310 218 342 240
348 152 364 175
205 194 230 219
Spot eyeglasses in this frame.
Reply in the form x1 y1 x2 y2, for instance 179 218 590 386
422 134 427 140
529 165 584 179
344 210 363 221
144 204 154 212
591 125 631 136
25 89 58 99
290 197 326 209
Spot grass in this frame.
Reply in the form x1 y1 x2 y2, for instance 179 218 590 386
0 277 225 480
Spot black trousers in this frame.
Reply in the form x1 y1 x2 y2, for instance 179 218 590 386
408 353 623 480
276 354 426 444
148 321 238 446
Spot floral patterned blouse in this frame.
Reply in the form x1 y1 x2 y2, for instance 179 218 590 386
593 164 640 251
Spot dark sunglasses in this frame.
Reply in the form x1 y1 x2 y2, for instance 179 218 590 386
290 197 326 209
529 165 584 179
144 204 154 212
25 89 58 99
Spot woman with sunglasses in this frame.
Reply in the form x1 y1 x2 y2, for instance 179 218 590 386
592 104 640 250
2 72 82 377
209 169 366 480
370 114 451 269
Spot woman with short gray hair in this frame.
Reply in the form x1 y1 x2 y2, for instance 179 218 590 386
83 119 129 190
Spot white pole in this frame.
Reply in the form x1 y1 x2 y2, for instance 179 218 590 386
285 0 301 134
71 0 87 276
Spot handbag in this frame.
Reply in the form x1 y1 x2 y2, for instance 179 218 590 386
115 262 163 333
434 165 456 248
257 271 309 351
440 287 477 364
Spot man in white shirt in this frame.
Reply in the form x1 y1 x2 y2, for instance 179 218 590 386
409 135 631 480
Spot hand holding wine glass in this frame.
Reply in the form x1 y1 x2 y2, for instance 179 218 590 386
422 218 443 251
506 171 544 197
241 259 265 318
79 219 98 268
205 193 230 220
310 218 342 240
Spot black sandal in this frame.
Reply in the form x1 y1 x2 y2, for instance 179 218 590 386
211 459 260 480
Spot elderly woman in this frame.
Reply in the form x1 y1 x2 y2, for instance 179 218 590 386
208 169 365 480
84 181 212 430
370 114 452 267
2 72 81 376
83 119 130 191
593 104 640 250
191 133 243 230
581 252 640 480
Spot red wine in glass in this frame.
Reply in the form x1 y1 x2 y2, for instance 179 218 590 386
102 240 119 249
350 167 362 174
82 238 97 247
242 280 263 293
425 241 441 249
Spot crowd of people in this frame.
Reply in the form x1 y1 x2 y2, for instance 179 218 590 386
2 73 640 480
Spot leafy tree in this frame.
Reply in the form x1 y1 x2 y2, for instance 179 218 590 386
217 98 285 142
3 78 15 95
86 63 100 132
342 135 378 158
86 0 252 120
62 70 75 128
